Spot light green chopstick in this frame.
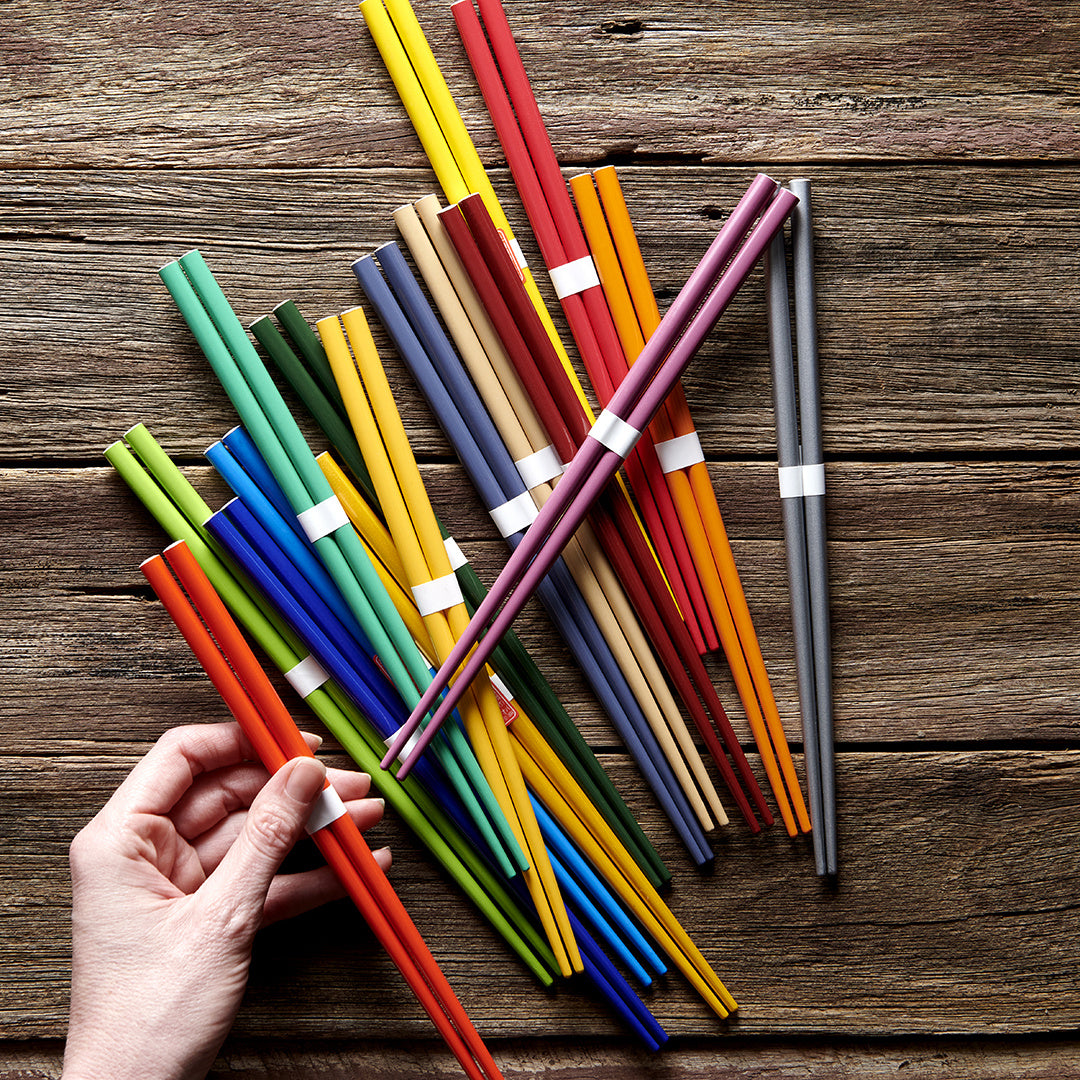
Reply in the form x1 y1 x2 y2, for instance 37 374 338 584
105 433 559 985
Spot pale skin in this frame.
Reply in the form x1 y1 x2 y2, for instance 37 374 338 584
62 722 391 1080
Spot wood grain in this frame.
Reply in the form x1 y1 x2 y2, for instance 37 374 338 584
4 0 1080 1067
3 167 1080 459
3 750 1079 1040
2 0 1078 167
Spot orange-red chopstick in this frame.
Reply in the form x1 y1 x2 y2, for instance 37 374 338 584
141 540 504 1080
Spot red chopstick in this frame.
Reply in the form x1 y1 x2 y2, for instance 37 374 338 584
438 195 772 830
141 540 504 1080
452 0 717 654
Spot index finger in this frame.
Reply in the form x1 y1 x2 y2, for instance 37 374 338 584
106 722 259 817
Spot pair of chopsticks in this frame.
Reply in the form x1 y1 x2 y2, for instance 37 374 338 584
396 175 798 771
452 0 713 655
141 539 505 1080
315 305 582 978
765 179 838 875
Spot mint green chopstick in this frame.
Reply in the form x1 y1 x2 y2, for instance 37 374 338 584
105 433 559 985
159 252 429 720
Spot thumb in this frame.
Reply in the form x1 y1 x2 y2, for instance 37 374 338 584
196 756 327 940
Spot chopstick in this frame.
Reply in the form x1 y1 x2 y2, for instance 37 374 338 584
765 179 838 874
352 246 714 864
141 540 505 1080
398 176 798 772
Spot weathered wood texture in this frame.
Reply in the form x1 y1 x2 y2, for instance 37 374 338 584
3 0 1078 165
4 751 1080 1040
4 167 1080 459
3 0 1080 1074
6 1036 1080 1079
4 462 1080 748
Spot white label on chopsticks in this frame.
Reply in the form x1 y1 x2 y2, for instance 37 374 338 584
654 431 705 473
411 573 464 616
489 491 539 537
488 672 518 725
284 654 331 698
778 463 826 499
508 236 528 272
443 535 469 570
589 408 641 459
801 462 826 497
297 495 350 542
515 444 564 489
549 255 601 299
305 785 348 834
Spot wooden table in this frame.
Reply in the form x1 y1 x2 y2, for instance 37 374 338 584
4 0 1080 1075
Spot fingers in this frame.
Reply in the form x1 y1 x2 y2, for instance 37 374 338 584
108 725 327 820
188 791 387 877
107 723 259 818
193 756 327 946
262 844 393 926
173 764 374 844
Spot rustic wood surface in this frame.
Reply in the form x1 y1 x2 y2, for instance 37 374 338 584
3 0 1080 1075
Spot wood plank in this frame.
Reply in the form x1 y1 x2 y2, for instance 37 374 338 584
6 1035 1080 1079
4 462 1079 746
2 0 1078 167
2 750 1078 1039
3 167 1079 460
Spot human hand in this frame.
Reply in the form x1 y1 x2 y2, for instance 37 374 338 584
62 722 390 1080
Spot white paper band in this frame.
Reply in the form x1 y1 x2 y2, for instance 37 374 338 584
778 463 826 499
305 786 348 834
385 724 424 763
411 572 464 616
284 654 331 698
654 431 706 473
802 462 826 497
489 671 514 703
508 237 528 271
515 444 564 489
549 255 601 299
589 408 641 459
443 536 469 570
297 495 350 542
489 491 539 537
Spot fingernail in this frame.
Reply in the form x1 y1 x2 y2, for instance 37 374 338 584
285 756 326 803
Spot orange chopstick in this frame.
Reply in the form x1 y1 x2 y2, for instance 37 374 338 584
575 167 810 835
141 541 504 1080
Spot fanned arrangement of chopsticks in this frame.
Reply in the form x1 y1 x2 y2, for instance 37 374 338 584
104 0 838 1069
